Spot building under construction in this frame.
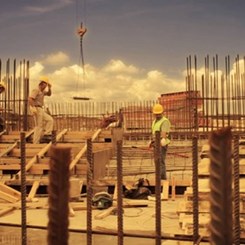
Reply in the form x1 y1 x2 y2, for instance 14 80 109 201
0 55 245 244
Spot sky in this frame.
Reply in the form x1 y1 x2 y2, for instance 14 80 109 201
1 0 245 102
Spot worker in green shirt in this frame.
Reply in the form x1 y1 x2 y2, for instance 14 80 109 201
149 103 171 180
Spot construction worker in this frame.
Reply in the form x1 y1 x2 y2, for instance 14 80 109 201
0 81 6 132
149 103 171 180
28 76 53 144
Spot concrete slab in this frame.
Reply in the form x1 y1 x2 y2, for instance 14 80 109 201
0 197 197 244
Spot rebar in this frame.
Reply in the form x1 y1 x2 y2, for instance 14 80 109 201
117 140 124 245
51 130 57 144
233 134 240 245
154 131 162 245
192 135 199 242
86 138 93 245
20 131 27 245
209 127 233 245
48 146 71 245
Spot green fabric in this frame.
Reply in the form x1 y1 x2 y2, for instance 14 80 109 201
151 116 171 144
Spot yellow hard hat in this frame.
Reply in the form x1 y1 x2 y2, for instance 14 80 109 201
39 76 51 86
0 81 6 90
152 104 164 114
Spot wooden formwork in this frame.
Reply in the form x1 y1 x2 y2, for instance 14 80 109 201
176 139 245 238
0 128 123 187
0 127 196 200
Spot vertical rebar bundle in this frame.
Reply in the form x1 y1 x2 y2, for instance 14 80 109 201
48 146 71 245
0 59 30 131
209 127 233 245
20 132 27 245
187 55 245 132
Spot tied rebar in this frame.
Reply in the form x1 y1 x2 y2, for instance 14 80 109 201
48 146 71 245
192 135 199 242
20 132 27 245
233 135 240 245
116 140 124 245
51 130 57 144
86 138 93 245
154 131 161 245
209 127 233 245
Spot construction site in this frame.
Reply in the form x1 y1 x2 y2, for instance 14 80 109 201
0 54 245 245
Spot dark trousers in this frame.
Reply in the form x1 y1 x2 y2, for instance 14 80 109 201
0 116 4 132
160 146 168 180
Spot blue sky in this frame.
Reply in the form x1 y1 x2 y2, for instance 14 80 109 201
1 0 245 101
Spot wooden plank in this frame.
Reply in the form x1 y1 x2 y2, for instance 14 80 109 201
15 129 68 178
27 180 40 201
69 129 102 171
0 164 20 170
94 206 116 220
0 129 7 137
10 148 41 157
171 177 176 200
94 199 149 220
0 141 18 158
70 179 83 199
0 207 15 217
0 129 34 158
0 183 21 199
113 183 118 200
147 180 169 201
0 190 19 203
161 180 169 200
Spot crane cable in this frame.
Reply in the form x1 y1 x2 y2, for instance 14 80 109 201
74 0 88 100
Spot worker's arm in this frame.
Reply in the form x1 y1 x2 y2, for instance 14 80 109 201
160 120 170 146
44 84 52 96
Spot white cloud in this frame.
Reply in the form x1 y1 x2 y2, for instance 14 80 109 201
29 56 186 102
42 51 70 66
24 0 73 14
230 58 245 76
103 59 139 74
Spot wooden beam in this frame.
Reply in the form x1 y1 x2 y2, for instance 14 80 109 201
15 129 68 178
0 129 6 137
0 142 18 158
0 207 15 217
171 177 176 200
94 206 116 220
94 199 149 220
27 180 40 201
0 183 21 200
0 129 34 158
0 190 20 203
161 180 169 200
69 129 102 171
